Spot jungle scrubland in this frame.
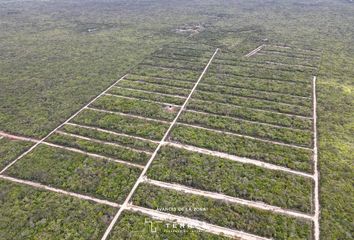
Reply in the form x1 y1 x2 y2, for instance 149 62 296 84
0 0 353 239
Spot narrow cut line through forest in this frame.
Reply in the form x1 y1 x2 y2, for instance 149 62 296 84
164 141 315 179
0 175 120 208
100 48 220 240
0 75 128 175
142 177 315 221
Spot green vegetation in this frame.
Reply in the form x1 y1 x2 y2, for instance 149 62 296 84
1 0 353 238
61 124 158 152
152 54 207 65
214 58 316 73
91 95 179 121
72 109 169 140
0 138 33 169
109 211 230 240
218 53 317 68
153 52 210 64
316 34 354 239
47 132 150 164
201 74 312 97
126 74 195 89
208 64 312 83
263 45 319 56
193 90 312 117
197 82 312 107
117 80 191 97
0 1 174 138
5 144 141 202
187 99 313 130
155 47 212 59
170 125 313 172
133 184 313 240
261 50 319 60
179 111 313 147
0 180 116 240
142 58 204 71
214 59 314 74
130 65 200 82
148 146 313 212
108 86 185 105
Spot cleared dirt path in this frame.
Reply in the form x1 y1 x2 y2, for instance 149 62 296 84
0 75 127 175
100 48 220 240
165 141 314 179
185 109 310 131
104 93 182 107
56 131 152 154
313 76 320 240
0 131 40 143
86 107 170 124
0 173 270 240
113 86 186 99
0 175 120 208
127 204 270 240
42 142 144 169
143 177 314 221
197 86 312 107
0 129 148 168
191 98 313 120
127 74 195 84
264 61 317 70
177 122 313 151
269 45 291 49
245 45 265 57
260 50 321 59
65 123 159 144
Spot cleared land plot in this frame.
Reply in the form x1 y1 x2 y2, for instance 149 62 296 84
213 58 315 74
214 58 317 72
46 132 150 165
187 99 313 130
169 125 313 173
167 43 215 51
197 80 312 107
260 46 320 58
108 211 230 240
147 146 313 213
207 64 312 83
116 80 190 97
126 74 195 89
159 46 213 55
244 53 317 67
152 54 208 65
4 144 141 202
108 87 185 105
0 179 116 240
0 137 34 169
256 51 321 66
61 124 158 152
132 184 313 240
141 58 204 71
193 90 312 117
201 74 312 97
153 48 212 60
256 52 320 65
130 65 200 81
91 95 180 121
71 109 169 141
263 45 319 55
179 111 313 147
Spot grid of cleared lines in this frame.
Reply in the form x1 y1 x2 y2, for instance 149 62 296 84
0 43 320 240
